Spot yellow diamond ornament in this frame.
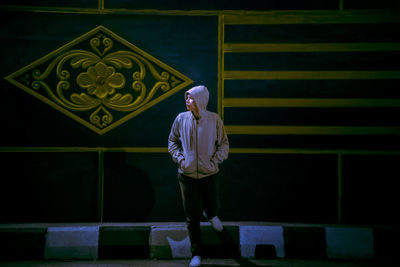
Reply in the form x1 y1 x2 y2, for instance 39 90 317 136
5 25 193 135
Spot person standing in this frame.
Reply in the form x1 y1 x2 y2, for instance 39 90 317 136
168 85 229 267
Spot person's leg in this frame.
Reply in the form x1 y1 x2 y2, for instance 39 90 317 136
202 173 220 219
201 173 223 232
178 174 203 257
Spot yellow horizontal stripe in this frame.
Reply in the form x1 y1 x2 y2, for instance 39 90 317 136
224 11 400 24
224 43 400 53
230 148 400 155
224 71 400 80
1 147 399 155
0 7 398 22
0 6 233 15
1 7 399 24
223 98 400 108
225 126 400 135
0 147 167 153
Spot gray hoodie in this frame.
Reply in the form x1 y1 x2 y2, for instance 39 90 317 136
168 85 229 179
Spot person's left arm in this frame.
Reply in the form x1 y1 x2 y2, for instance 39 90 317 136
211 116 229 165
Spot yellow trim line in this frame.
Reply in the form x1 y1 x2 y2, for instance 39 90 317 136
225 126 400 135
223 98 400 108
1 147 400 155
224 71 400 80
224 43 400 53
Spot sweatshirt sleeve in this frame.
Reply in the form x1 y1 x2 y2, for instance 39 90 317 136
168 115 185 164
212 116 229 164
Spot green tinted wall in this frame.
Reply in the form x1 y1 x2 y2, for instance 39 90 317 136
1 1 399 225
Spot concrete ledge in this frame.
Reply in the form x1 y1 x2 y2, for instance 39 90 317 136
0 228 47 261
44 226 99 260
373 226 400 262
326 226 374 259
0 223 399 262
283 226 327 260
240 225 285 259
201 225 240 258
99 226 150 259
150 225 191 259
150 224 240 259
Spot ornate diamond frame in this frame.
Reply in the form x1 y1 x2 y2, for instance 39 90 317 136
5 25 193 135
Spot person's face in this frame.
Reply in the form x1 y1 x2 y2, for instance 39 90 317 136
185 94 198 112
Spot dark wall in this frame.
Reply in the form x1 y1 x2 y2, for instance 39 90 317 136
1 1 399 225
0 12 218 146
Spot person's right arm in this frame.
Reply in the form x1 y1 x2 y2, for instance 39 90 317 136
168 116 185 166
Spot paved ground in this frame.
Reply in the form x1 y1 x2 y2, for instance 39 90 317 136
0 259 396 267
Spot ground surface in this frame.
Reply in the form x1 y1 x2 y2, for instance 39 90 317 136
0 259 396 267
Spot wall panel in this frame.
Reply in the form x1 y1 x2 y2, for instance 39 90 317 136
1 3 399 225
220 154 338 223
0 152 99 223
342 155 400 225
0 11 217 146
221 13 400 146
103 152 182 222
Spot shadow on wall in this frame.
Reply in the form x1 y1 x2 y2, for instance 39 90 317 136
103 152 155 222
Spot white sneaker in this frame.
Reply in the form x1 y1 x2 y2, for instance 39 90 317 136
210 216 223 232
189 255 201 267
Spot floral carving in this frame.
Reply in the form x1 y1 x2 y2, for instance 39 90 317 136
76 62 125 99
6 26 193 134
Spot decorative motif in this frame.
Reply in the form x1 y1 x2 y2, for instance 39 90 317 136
5 26 193 134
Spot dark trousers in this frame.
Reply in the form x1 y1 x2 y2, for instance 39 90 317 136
178 173 220 256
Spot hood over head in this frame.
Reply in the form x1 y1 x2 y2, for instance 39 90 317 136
184 85 209 111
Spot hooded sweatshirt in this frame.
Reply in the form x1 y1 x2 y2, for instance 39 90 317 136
168 85 229 179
